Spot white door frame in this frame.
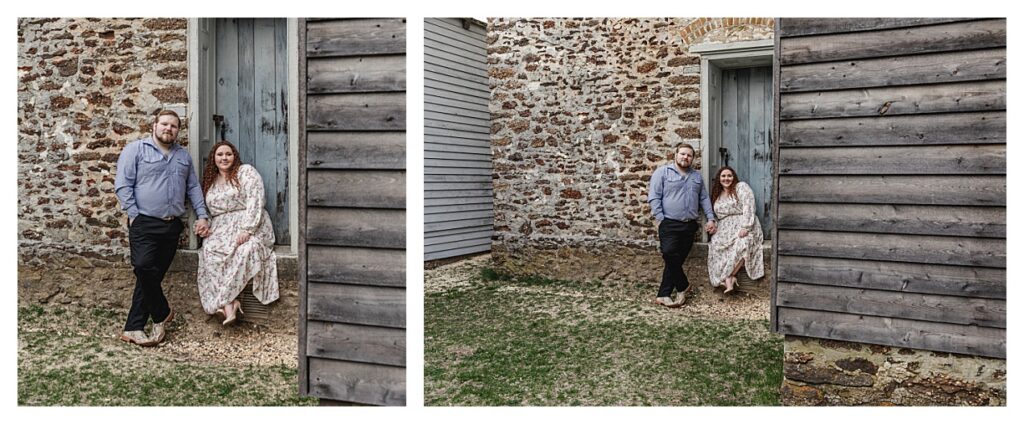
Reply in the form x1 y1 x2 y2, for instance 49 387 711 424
692 39 773 242
693 39 774 187
187 18 300 254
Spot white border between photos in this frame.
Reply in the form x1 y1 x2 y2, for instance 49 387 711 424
3 1 1019 422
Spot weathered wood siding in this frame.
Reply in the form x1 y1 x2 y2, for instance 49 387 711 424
772 18 1006 358
424 18 492 260
298 18 406 406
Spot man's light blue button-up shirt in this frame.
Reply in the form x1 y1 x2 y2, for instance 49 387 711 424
648 163 715 223
114 136 209 221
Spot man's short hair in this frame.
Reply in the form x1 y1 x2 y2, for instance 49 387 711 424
675 143 695 155
153 109 181 126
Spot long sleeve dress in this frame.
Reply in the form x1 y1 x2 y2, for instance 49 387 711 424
197 164 279 314
707 181 765 288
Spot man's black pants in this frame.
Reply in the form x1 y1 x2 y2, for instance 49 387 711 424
657 218 698 297
124 215 182 331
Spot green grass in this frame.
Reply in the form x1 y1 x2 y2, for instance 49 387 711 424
425 268 783 406
17 305 317 406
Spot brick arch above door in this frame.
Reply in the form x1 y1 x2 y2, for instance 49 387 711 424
680 17 775 46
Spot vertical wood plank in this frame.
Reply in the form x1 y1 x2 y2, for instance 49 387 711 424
770 21 782 332
721 69 737 169
237 18 256 166
198 19 214 174
274 18 290 243
253 18 280 241
215 18 240 145
296 17 309 396
736 68 750 177
747 66 769 236
707 61 722 170
762 65 774 237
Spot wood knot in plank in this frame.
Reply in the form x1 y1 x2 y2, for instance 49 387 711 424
878 101 892 115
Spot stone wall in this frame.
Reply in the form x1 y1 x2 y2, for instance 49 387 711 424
782 336 1006 406
487 18 773 282
18 18 190 274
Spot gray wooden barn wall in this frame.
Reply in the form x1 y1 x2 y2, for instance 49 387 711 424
298 18 407 406
771 18 1006 358
423 18 493 260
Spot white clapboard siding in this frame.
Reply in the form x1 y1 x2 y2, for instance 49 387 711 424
772 18 1006 359
424 18 492 261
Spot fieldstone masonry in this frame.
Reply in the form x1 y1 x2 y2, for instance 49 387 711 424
488 18 773 284
783 336 1006 406
17 18 190 304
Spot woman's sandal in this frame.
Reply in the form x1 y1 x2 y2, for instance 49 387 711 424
724 276 737 294
223 299 243 325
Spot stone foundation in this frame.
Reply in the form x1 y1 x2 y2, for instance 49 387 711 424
782 335 1006 406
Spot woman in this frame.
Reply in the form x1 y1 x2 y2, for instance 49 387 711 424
707 166 764 294
197 141 279 325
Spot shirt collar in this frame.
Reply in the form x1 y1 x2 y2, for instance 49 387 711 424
669 163 693 176
141 135 181 154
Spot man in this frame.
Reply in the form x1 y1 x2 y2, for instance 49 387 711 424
648 143 717 307
115 110 210 346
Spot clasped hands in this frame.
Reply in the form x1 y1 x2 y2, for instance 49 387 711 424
194 218 211 238
656 220 720 235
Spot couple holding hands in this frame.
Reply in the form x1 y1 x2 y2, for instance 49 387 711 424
649 143 765 308
115 110 279 346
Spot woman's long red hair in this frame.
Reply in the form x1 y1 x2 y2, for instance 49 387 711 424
201 141 242 196
711 166 739 206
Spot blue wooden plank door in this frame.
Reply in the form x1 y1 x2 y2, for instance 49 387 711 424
209 18 289 244
718 66 773 238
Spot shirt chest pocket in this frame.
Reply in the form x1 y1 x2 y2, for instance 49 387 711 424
687 178 703 193
138 152 167 179
171 157 191 178
138 153 190 179
665 174 701 193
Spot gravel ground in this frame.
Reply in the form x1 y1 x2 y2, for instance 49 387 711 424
16 303 298 368
150 312 298 368
425 253 770 321
18 302 305 405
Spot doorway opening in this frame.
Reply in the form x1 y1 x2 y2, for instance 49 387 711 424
189 18 296 249
694 40 775 239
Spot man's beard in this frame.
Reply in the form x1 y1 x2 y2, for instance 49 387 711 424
156 131 176 144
